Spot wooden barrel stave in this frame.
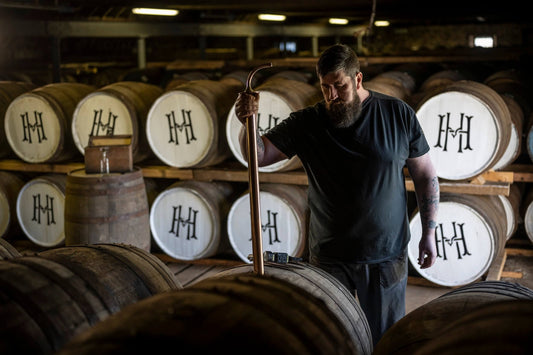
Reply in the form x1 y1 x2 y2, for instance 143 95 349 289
0 81 37 158
212 263 373 354
56 263 372 355
0 238 21 259
0 171 25 239
64 168 151 251
0 243 180 354
414 299 533 355
373 280 533 355
520 186 533 244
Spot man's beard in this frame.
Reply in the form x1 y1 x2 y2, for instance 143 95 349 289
326 92 362 128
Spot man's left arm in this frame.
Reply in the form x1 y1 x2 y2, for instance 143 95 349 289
406 152 440 269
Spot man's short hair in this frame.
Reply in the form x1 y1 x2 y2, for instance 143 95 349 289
316 44 360 79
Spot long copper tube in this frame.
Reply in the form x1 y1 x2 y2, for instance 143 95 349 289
244 63 272 276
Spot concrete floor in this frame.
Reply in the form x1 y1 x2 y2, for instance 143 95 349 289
405 283 449 313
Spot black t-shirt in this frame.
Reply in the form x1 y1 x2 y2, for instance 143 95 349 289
264 90 430 263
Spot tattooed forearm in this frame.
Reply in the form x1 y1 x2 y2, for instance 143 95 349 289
419 176 439 230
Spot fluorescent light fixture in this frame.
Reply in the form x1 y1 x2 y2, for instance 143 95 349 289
132 8 179 16
374 20 390 27
474 36 495 48
258 14 286 21
329 18 349 25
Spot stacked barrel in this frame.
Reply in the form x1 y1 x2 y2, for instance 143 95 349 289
0 73 370 355
0 81 180 353
0 241 181 354
1 65 533 354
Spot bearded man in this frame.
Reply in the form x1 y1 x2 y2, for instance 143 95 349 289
235 43 439 345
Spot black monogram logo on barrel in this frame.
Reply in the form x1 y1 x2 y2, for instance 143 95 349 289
90 109 118 136
169 205 198 240
32 193 56 226
248 210 281 246
20 111 47 144
166 109 197 145
434 112 473 153
435 221 472 261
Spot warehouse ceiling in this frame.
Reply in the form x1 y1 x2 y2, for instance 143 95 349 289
0 0 530 26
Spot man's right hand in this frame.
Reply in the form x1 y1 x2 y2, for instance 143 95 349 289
235 91 259 125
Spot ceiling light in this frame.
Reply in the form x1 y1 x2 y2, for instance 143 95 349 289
258 14 286 22
132 8 179 16
329 18 349 25
374 20 390 27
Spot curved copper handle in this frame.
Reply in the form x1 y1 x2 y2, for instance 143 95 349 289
245 63 272 93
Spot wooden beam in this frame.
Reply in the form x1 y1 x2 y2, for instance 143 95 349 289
140 165 194 179
0 159 514 194
505 247 533 257
500 271 523 279
485 249 507 281
0 159 83 174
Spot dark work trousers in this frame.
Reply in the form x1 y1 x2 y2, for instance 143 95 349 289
310 250 408 346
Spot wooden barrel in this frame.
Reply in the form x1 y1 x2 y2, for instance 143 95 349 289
64 167 151 251
57 265 372 355
0 171 25 239
227 183 308 263
408 193 507 286
492 95 524 169
4 83 95 163
520 186 533 244
211 263 373 354
415 80 513 180
72 81 163 163
0 237 21 259
269 69 314 84
364 70 416 101
409 69 470 108
149 180 238 261
373 280 533 355
226 183 308 263
0 243 180 354
484 70 528 170
414 299 533 355
408 68 474 114
16 174 67 247
419 69 470 92
485 69 533 166
484 69 531 119
0 81 37 158
226 76 322 172
146 77 243 168
498 183 523 240
164 71 211 91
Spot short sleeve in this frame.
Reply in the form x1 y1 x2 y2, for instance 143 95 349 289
264 106 318 159
408 109 430 158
